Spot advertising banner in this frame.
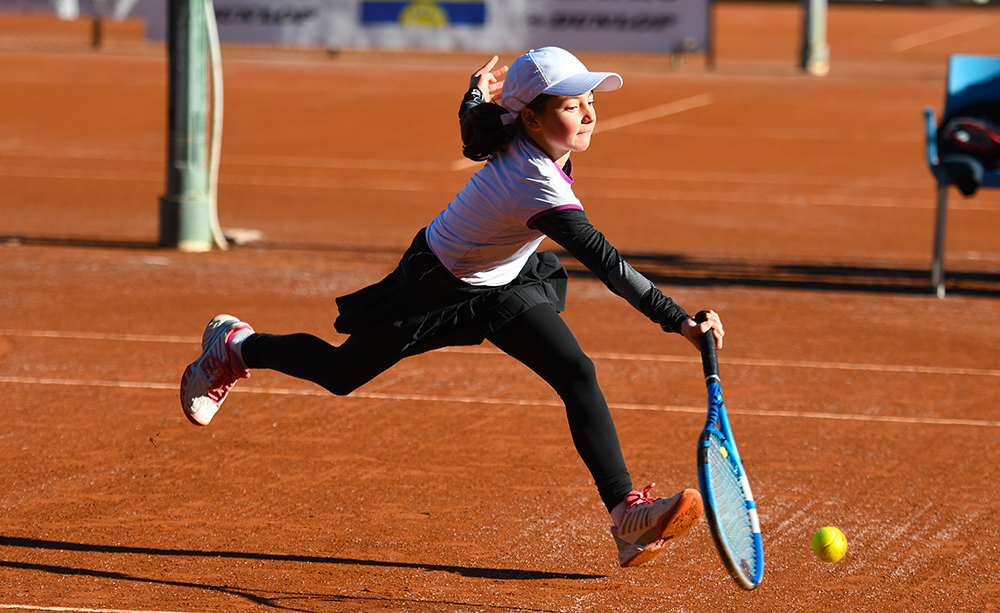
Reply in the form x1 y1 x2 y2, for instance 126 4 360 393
0 0 133 19
2 0 712 55
526 0 709 53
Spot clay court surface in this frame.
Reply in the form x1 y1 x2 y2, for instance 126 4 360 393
2 2 1000 611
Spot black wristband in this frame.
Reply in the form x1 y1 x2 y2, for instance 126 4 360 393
459 88 486 119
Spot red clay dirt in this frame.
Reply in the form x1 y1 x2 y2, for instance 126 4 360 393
2 3 1000 612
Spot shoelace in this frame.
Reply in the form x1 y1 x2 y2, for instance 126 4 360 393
203 354 248 402
627 483 658 509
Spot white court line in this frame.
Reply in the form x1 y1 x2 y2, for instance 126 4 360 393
225 153 449 172
1 330 196 344
0 148 932 190
446 346 1000 378
0 168 160 183
580 167 922 190
0 167 459 194
0 151 451 173
12 165 992 210
3 329 999 378
595 93 714 133
6 163 995 211
892 16 995 52
618 123 920 144
450 93 714 170
3 148 994 210
588 350 1000 378
0 148 444 173
0 374 997 428
579 186 936 210
0 605 189 613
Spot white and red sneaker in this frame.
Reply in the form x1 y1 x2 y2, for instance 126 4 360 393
180 314 253 426
610 484 703 567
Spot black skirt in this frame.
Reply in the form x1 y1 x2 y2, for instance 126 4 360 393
335 228 568 355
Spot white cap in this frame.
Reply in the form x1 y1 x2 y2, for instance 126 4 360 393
499 47 623 125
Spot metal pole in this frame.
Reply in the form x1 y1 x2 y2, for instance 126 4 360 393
931 185 949 298
801 0 829 77
706 0 716 71
160 0 213 251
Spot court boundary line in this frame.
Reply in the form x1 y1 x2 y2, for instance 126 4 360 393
892 15 995 52
5 165 997 211
0 375 996 428
450 93 714 170
3 329 999 378
0 146 944 189
594 93 715 133
0 604 190 613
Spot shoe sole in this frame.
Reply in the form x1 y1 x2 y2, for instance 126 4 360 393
623 539 667 567
656 488 703 542
621 489 704 568
181 315 241 426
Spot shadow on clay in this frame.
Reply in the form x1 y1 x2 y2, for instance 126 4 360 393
0 536 601 612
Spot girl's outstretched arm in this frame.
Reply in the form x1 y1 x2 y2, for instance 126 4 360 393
533 208 724 350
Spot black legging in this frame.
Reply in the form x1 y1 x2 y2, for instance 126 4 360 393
241 303 634 512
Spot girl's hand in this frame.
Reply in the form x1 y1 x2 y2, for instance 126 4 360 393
680 310 724 351
471 55 507 103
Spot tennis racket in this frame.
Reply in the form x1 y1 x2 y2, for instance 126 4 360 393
695 310 764 590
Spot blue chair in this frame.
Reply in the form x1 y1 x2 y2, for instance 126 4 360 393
924 54 1000 298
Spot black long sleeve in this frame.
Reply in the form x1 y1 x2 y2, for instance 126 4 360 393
532 208 690 334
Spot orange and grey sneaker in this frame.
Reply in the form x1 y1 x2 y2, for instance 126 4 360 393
610 484 703 567
180 314 253 426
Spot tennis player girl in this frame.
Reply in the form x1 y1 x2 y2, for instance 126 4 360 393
181 47 725 568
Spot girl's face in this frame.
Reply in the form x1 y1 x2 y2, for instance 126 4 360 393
523 92 596 164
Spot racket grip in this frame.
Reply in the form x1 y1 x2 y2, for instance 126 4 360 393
695 310 719 380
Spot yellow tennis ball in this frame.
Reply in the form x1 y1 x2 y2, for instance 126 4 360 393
812 526 848 562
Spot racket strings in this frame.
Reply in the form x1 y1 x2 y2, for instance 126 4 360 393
707 436 757 577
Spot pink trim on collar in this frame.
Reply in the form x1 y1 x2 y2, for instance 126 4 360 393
524 137 574 184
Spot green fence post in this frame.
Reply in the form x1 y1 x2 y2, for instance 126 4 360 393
160 0 212 252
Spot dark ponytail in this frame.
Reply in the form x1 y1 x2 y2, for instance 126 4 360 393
460 102 518 161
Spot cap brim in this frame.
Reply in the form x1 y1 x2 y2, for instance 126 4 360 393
543 72 623 97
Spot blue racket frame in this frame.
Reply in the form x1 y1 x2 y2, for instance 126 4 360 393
695 312 764 590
